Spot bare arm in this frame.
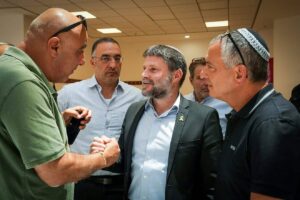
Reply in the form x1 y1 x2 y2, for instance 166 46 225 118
35 138 119 187
251 192 282 200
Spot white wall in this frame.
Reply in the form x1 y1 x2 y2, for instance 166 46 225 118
274 15 300 99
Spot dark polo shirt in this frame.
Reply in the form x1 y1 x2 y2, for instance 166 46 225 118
216 84 300 200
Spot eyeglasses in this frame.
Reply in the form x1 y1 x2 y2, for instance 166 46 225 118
222 32 246 66
191 57 206 65
51 15 87 38
92 55 123 64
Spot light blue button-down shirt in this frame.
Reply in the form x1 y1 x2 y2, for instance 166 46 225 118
58 76 144 175
128 95 180 200
185 92 232 138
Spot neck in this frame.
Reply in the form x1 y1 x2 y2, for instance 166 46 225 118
152 91 179 115
228 81 268 111
98 80 118 99
194 92 206 103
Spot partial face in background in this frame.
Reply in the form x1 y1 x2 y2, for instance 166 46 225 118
205 41 235 100
91 42 122 85
190 64 209 101
141 56 173 99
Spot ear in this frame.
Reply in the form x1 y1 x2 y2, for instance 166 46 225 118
47 37 60 58
234 65 248 83
173 68 183 84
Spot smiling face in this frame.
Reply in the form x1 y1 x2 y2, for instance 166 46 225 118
205 41 236 101
91 42 122 86
141 56 174 99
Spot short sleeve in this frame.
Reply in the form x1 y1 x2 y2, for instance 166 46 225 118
1 81 66 169
249 118 300 197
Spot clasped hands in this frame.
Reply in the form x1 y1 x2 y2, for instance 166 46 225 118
90 135 120 168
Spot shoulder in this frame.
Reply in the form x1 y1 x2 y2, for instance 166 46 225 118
0 56 45 107
249 93 300 140
119 81 144 99
184 92 194 101
181 97 217 116
58 78 92 95
128 99 147 111
120 81 141 93
256 92 300 124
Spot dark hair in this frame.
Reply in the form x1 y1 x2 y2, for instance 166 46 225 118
189 57 206 78
290 84 300 112
143 44 187 87
91 37 120 55
210 28 269 82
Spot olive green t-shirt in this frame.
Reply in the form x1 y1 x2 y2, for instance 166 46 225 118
0 47 73 199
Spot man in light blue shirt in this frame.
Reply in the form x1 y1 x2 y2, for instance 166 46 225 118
185 57 232 138
91 45 222 200
58 37 144 200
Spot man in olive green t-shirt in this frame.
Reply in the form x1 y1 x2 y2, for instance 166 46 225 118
0 8 120 200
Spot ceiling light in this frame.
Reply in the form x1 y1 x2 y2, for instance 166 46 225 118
205 20 228 28
184 35 190 39
97 28 122 34
71 11 96 19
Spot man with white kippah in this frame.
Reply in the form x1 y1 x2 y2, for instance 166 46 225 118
204 28 300 200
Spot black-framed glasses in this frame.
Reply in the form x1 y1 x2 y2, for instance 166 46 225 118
51 15 87 38
222 32 246 66
92 55 123 64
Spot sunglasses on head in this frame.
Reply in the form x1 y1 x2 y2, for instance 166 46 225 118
221 32 246 66
51 15 87 38
191 57 206 65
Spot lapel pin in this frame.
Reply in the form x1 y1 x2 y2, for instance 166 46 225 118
179 115 184 122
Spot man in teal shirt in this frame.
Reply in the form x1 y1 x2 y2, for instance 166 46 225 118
0 8 120 200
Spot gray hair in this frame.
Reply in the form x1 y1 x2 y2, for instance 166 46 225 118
209 29 269 82
143 44 187 87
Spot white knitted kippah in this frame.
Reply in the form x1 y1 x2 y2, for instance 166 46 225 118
237 28 270 61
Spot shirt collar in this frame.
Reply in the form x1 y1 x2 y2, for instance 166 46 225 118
87 75 124 93
233 83 275 119
145 94 180 118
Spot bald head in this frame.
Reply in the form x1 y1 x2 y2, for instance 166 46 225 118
21 8 88 83
26 8 80 41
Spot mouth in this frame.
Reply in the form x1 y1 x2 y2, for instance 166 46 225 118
106 71 118 76
142 79 152 85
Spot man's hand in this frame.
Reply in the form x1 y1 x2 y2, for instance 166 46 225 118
62 106 91 129
90 136 120 168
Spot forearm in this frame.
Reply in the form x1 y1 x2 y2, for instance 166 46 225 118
35 152 106 187
251 192 282 200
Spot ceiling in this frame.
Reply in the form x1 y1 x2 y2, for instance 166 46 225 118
1 0 300 39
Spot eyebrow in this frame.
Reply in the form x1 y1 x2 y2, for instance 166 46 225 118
101 54 121 56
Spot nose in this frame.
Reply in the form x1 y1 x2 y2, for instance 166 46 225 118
108 59 118 68
202 65 210 78
200 68 208 79
141 68 148 78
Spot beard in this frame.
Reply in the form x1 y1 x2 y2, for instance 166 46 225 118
142 74 173 99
